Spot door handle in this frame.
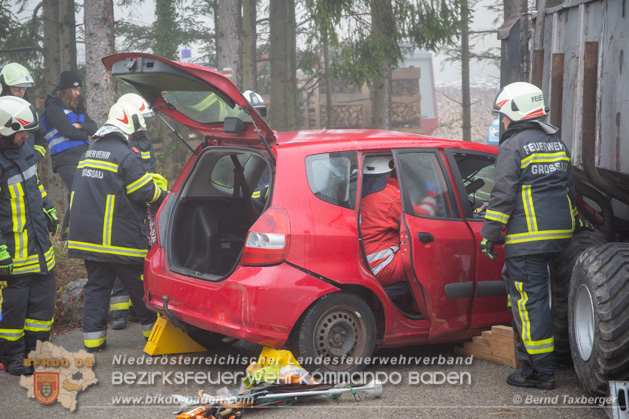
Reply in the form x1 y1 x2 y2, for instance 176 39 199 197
417 232 434 243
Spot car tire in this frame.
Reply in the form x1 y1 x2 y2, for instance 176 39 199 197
289 292 376 374
549 230 607 364
568 243 629 396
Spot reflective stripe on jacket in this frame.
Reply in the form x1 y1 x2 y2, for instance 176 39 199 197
129 132 156 173
42 100 89 156
481 121 576 258
67 130 166 264
0 144 55 275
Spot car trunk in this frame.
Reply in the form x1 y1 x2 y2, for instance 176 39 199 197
164 147 272 279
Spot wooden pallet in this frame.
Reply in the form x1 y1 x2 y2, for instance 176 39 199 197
454 325 522 369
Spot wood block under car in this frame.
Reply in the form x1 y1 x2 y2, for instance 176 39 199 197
454 325 522 369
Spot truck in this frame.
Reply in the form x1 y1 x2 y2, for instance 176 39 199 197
519 0 629 398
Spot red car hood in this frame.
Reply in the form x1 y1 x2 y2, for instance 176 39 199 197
102 52 275 149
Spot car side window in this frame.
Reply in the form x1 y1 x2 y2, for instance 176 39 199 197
211 154 252 188
451 152 496 220
396 152 455 219
306 151 358 209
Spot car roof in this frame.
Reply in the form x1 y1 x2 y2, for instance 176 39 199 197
274 129 498 154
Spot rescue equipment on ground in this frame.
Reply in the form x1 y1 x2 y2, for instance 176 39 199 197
172 347 382 418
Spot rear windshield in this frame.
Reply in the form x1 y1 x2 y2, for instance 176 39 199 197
161 90 248 125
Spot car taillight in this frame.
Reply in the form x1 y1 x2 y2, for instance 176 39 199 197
241 207 290 266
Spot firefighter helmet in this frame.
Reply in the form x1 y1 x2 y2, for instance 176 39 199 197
493 82 548 122
0 63 34 89
117 93 153 124
106 102 145 136
0 96 39 136
363 156 394 174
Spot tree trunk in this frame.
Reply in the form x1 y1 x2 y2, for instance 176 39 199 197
154 0 186 179
43 0 61 95
461 0 471 142
84 0 115 126
370 0 394 130
40 1 61 198
217 0 243 89
285 0 297 130
59 0 77 71
270 0 288 131
154 0 178 60
242 0 257 91
322 25 333 129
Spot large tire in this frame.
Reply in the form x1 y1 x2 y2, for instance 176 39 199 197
288 292 376 374
549 230 607 364
568 243 629 396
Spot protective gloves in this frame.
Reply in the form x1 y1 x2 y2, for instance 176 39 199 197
44 208 60 235
0 244 13 275
480 238 497 260
148 173 168 191
574 217 595 233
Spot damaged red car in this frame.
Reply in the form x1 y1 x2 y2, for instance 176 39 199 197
103 53 512 372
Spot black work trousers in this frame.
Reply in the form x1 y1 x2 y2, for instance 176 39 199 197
83 260 156 349
503 253 557 380
0 271 56 364
110 277 131 320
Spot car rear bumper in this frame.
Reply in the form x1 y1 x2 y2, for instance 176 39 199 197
143 247 340 347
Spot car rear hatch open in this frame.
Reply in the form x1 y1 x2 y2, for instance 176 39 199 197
102 52 276 152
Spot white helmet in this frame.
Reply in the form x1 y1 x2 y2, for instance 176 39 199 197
243 90 267 117
493 82 548 122
0 63 34 88
363 156 393 174
118 93 153 124
0 96 39 136
105 102 145 136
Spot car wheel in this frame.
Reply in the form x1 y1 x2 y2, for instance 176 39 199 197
290 292 376 374
549 230 607 364
568 243 629 396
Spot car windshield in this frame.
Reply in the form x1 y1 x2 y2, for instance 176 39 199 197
161 90 248 125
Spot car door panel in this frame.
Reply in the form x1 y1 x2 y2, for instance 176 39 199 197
394 149 476 338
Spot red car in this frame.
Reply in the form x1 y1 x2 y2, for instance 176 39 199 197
103 53 511 372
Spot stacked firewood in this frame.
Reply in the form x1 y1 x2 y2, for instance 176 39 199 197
432 81 500 143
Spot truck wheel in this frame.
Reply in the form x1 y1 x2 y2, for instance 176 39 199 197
289 292 376 374
549 230 607 364
568 243 629 396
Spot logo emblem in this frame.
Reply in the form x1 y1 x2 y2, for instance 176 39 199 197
34 372 60 405
116 110 129 125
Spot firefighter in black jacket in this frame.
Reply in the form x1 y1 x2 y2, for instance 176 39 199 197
68 102 166 353
108 93 158 331
0 96 58 375
480 82 591 390
0 63 48 162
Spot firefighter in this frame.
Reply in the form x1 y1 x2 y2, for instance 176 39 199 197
68 102 166 352
0 63 48 162
360 156 405 287
0 96 58 375
108 93 158 330
480 82 589 390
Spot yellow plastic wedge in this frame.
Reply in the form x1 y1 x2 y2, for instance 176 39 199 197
143 316 207 355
